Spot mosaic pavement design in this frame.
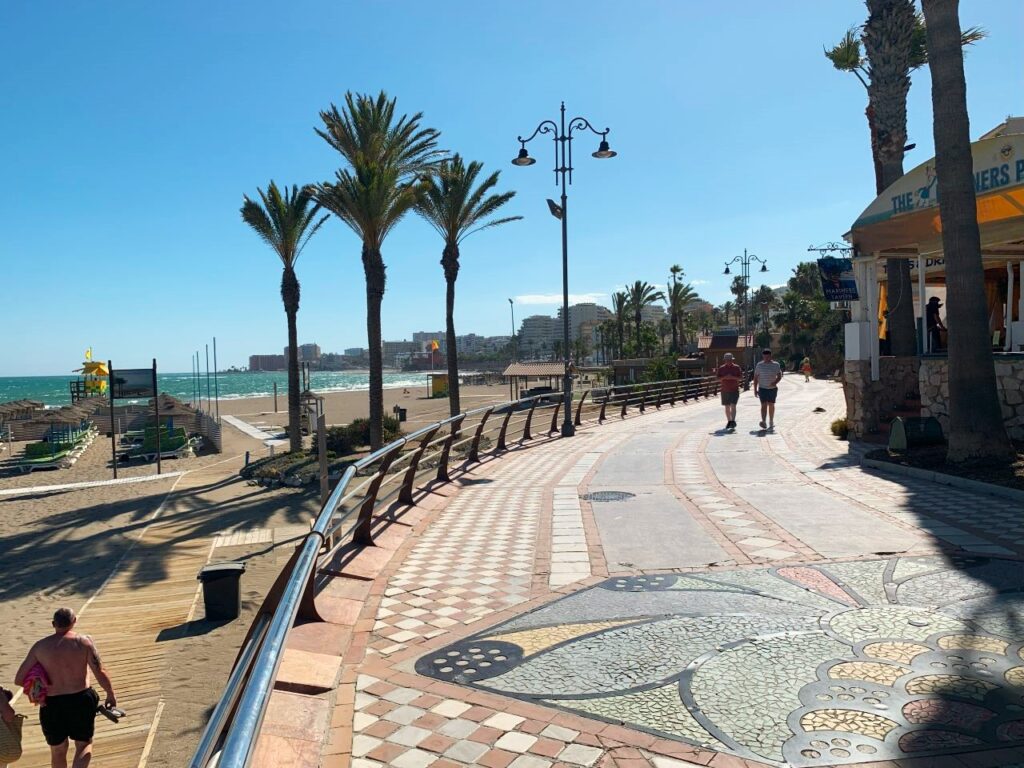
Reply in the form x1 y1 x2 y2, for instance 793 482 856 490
416 555 1024 766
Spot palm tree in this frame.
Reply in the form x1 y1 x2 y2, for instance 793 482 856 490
240 182 327 453
826 4 984 357
721 301 734 327
416 155 520 416
666 280 699 353
921 0 1013 465
774 292 813 363
612 291 629 359
625 281 665 352
312 91 442 449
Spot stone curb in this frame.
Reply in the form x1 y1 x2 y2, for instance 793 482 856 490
862 456 1024 503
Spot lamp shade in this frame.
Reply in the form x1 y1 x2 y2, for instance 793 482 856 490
512 147 535 166
760 263 768 272
592 140 616 159
723 265 731 275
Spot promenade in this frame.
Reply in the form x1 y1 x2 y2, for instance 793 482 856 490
297 377 1024 768
8 377 1024 768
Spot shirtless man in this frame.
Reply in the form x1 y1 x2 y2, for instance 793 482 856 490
15 608 116 768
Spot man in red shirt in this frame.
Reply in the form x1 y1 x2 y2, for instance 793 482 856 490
717 352 742 430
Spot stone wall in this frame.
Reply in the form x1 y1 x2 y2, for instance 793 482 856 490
843 356 921 439
920 356 1024 440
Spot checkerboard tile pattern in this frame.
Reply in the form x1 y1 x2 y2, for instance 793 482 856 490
369 484 542 656
352 675 606 768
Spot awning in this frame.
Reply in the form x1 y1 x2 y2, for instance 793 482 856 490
502 362 566 377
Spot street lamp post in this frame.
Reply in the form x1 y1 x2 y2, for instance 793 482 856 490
508 298 516 400
723 249 768 368
512 102 616 437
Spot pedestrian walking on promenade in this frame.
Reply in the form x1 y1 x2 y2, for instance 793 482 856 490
800 356 813 382
14 608 117 768
716 352 742 430
753 349 783 430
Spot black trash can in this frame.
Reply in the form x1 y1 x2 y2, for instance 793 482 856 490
197 562 246 620
397 407 407 423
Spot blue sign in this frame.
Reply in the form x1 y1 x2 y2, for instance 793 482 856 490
817 257 859 302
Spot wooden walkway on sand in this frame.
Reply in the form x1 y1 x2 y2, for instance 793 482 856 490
15 475 212 768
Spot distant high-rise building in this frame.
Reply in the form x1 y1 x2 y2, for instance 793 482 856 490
518 315 559 359
640 304 667 325
412 331 446 352
381 340 420 367
283 343 322 363
344 347 367 358
249 354 286 371
557 302 613 340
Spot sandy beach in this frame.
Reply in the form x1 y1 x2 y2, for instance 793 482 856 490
218 381 514 432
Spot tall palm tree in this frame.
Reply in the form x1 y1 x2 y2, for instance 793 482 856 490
721 301 734 327
921 0 1013 465
312 91 442 449
416 155 521 416
666 280 699 353
612 291 629 359
625 281 665 352
240 182 327 453
826 4 984 357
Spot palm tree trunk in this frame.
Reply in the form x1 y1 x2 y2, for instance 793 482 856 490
442 245 461 416
670 314 679 354
363 242 386 450
634 311 642 351
922 0 1014 464
865 0 918 357
282 266 302 454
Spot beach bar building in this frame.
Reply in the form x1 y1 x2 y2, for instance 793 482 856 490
844 117 1024 440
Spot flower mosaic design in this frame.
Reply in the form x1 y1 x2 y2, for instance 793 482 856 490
415 556 1024 765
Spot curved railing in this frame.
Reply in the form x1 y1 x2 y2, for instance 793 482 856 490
189 374 723 768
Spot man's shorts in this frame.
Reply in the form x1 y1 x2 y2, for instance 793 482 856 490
758 387 778 403
39 688 99 745
720 390 739 406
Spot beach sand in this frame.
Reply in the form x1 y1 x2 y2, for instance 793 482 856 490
218 381 513 431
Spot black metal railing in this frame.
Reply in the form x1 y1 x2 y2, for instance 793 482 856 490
189 374 721 768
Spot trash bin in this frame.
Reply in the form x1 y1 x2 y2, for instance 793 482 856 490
397 407 407 423
197 562 246 620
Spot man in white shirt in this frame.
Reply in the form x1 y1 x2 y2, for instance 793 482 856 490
752 349 783 430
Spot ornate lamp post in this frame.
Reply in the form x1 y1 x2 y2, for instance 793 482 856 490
512 102 616 437
723 249 767 366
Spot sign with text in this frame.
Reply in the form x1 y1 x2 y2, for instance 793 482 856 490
817 257 859 301
111 368 155 399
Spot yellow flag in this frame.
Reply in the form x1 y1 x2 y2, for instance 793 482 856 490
85 347 92 361
430 340 440 351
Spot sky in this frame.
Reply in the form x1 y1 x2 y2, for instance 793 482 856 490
2 1 1022 376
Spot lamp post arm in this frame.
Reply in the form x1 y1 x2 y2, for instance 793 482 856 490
517 120 560 146
567 117 610 140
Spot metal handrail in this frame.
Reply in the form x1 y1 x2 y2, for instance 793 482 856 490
190 375 721 768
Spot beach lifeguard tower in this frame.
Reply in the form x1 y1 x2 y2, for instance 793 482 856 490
70 349 108 403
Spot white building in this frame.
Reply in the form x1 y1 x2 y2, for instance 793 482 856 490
518 315 559 359
557 302 613 340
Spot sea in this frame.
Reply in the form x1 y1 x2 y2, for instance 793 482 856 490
0 371 437 407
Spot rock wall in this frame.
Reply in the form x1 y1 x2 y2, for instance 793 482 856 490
920 356 1024 440
843 357 921 439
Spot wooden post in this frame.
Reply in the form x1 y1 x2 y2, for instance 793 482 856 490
153 360 162 476
317 413 328 506
108 360 117 479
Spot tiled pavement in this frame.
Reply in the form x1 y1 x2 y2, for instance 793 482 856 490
263 378 1024 768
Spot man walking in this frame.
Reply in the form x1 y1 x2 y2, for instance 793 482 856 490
716 352 742 430
753 348 783 430
15 609 116 768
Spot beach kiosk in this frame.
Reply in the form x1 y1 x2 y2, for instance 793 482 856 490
844 116 1024 440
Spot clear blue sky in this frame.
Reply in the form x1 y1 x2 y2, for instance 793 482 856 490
2 1 1021 375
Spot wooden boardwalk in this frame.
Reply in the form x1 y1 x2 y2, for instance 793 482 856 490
15 474 212 768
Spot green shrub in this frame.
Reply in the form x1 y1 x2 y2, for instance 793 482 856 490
321 425 355 456
830 417 849 440
344 416 402 447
